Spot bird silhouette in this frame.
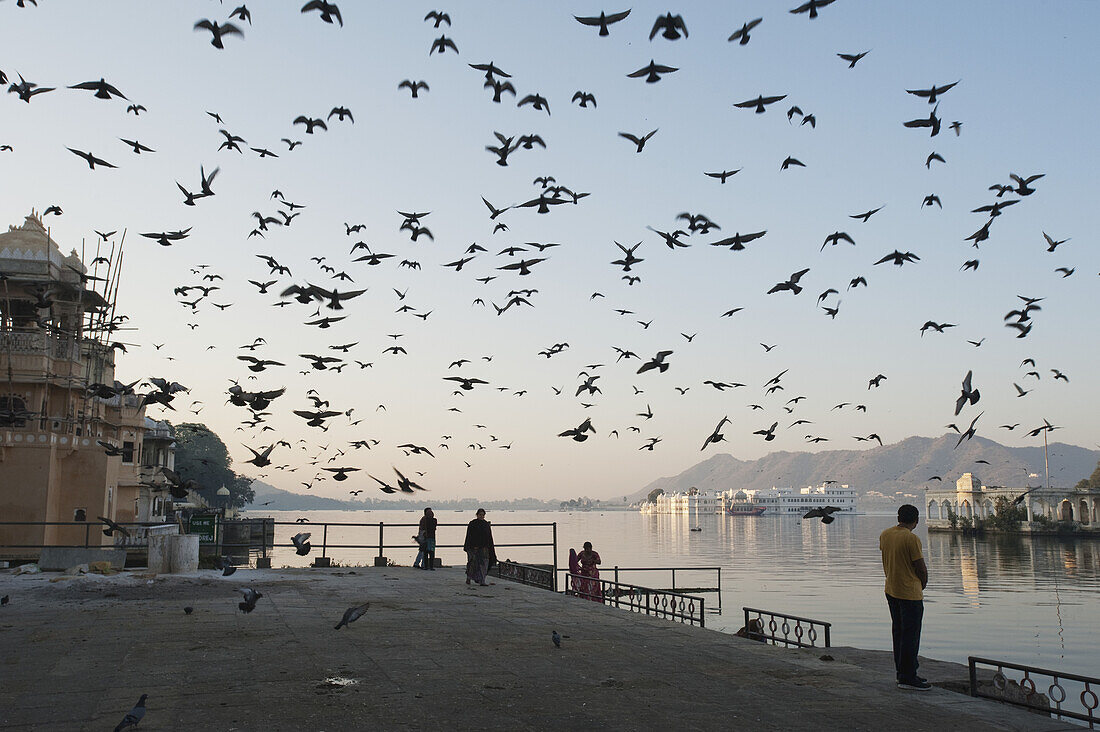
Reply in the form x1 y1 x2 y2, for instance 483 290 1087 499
574 9 631 36
335 602 370 629
113 695 147 732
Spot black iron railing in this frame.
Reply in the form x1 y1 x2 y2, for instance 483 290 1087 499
492 560 556 591
0 520 170 551
0 520 559 570
969 656 1099 728
742 607 831 648
217 520 557 569
555 565 722 613
565 573 705 627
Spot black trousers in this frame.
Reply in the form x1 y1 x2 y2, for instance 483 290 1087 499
886 593 923 682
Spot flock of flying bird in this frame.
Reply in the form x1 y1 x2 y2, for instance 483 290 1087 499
3 3 1092 503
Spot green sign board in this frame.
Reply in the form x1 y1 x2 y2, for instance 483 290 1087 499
188 514 217 544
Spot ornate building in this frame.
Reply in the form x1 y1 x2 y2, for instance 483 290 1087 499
0 212 162 554
925 472 1099 531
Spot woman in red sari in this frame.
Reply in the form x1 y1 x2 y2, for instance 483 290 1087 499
577 541 602 603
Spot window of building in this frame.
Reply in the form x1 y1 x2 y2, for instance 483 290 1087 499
0 395 29 427
122 441 135 463
73 508 87 522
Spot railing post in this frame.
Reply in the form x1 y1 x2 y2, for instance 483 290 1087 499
614 565 619 585
322 523 328 559
672 567 676 590
824 624 831 648
552 522 558 592
717 568 722 613
700 597 705 628
84 522 90 549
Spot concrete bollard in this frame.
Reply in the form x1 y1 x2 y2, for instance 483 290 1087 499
148 535 172 573
172 535 199 573
149 535 200 573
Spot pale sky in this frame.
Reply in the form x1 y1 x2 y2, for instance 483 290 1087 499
2 1 1097 501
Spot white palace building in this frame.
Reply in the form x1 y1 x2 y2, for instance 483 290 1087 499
924 473 1099 530
640 484 858 515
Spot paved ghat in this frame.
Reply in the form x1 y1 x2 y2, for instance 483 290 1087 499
0 566 1076 731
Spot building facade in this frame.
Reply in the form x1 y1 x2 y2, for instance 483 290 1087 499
640 484 859 515
732 484 859 515
0 212 161 554
925 473 1099 531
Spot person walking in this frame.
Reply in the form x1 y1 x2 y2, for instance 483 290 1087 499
879 504 930 690
418 507 437 570
463 508 495 586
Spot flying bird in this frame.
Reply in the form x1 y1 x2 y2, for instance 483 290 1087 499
735 94 787 114
68 78 127 100
803 506 843 524
193 19 244 49
619 129 658 153
728 18 762 45
301 1 343 26
574 9 631 36
67 148 116 170
649 13 688 40
789 0 836 18
906 81 959 104
837 51 869 68
335 602 370 629
627 60 679 83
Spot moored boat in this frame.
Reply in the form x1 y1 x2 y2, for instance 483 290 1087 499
727 503 767 516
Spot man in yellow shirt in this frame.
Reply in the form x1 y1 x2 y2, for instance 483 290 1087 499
879 504 930 690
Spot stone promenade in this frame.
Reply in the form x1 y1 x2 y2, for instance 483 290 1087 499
0 566 1076 731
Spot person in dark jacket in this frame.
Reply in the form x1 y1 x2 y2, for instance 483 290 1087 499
417 507 437 570
463 508 495 586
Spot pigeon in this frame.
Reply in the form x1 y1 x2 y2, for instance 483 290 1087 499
239 587 263 613
803 506 842 524
113 695 147 732
1 595 9 606
291 532 312 555
335 602 370 629
184 606 193 615
552 629 562 648
954 370 980 416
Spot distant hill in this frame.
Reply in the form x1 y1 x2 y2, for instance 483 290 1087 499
628 435 1099 502
244 480 570 511
247 481 363 511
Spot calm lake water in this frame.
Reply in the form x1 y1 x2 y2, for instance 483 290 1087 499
247 508 1100 678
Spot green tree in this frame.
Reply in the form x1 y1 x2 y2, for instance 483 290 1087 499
988 496 1027 532
646 488 664 503
172 423 255 508
1074 459 1100 492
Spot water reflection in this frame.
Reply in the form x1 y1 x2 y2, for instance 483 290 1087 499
251 509 1099 677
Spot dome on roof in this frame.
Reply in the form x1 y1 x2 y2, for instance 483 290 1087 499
0 212 85 275
734 490 748 501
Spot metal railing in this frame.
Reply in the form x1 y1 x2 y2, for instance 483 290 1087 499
0 519 560 571
216 519 558 569
969 656 1099 729
492 560 556 591
565 573 705 627
742 607 831 648
0 520 170 551
556 565 722 613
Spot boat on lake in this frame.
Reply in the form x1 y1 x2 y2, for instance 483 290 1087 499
726 502 767 516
